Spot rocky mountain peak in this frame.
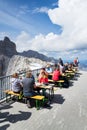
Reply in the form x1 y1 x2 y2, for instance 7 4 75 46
4 36 10 42
0 36 18 57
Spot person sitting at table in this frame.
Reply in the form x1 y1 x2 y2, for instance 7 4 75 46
37 67 50 100
68 63 74 71
11 73 22 93
22 71 38 108
46 64 53 79
38 67 48 84
52 66 61 81
28 70 41 94
63 62 69 72
46 64 53 73
52 63 58 71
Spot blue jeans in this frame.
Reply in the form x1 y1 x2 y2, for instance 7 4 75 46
23 91 37 97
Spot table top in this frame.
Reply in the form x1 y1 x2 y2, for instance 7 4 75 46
35 82 53 89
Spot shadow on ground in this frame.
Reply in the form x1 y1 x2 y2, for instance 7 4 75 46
0 110 32 123
69 81 74 87
0 101 13 110
0 102 32 130
0 110 32 130
51 94 65 104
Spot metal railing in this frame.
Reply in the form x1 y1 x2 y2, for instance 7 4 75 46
0 68 41 100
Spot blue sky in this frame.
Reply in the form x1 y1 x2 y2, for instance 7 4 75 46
0 0 87 61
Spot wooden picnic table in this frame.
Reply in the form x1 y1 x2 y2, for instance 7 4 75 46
36 82 54 101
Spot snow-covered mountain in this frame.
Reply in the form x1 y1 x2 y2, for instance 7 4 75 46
6 55 50 75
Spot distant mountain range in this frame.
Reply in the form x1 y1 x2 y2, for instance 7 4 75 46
19 50 57 62
0 36 57 76
0 36 87 76
0 36 57 62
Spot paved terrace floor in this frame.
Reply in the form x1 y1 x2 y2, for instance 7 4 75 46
0 71 87 130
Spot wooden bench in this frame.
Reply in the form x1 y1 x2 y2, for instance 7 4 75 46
4 90 23 102
65 72 75 80
48 79 64 83
23 95 45 110
4 90 45 110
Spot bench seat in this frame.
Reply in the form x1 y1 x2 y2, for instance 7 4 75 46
4 90 22 102
4 90 20 96
4 90 45 110
23 95 45 110
48 79 64 83
48 79 64 88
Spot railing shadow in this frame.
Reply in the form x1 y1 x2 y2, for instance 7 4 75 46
0 124 10 130
0 101 13 110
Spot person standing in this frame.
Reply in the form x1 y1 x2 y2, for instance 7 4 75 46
74 57 79 67
58 58 64 66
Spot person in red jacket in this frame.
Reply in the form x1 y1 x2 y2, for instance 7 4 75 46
38 68 48 84
38 68 48 97
52 66 61 81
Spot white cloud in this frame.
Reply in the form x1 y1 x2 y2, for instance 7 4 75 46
15 0 87 60
15 31 31 51
15 31 65 52
0 32 9 39
15 30 87 61
48 0 87 51
32 7 49 14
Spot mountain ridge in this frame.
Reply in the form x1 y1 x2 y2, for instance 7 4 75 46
0 36 57 62
0 36 57 76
